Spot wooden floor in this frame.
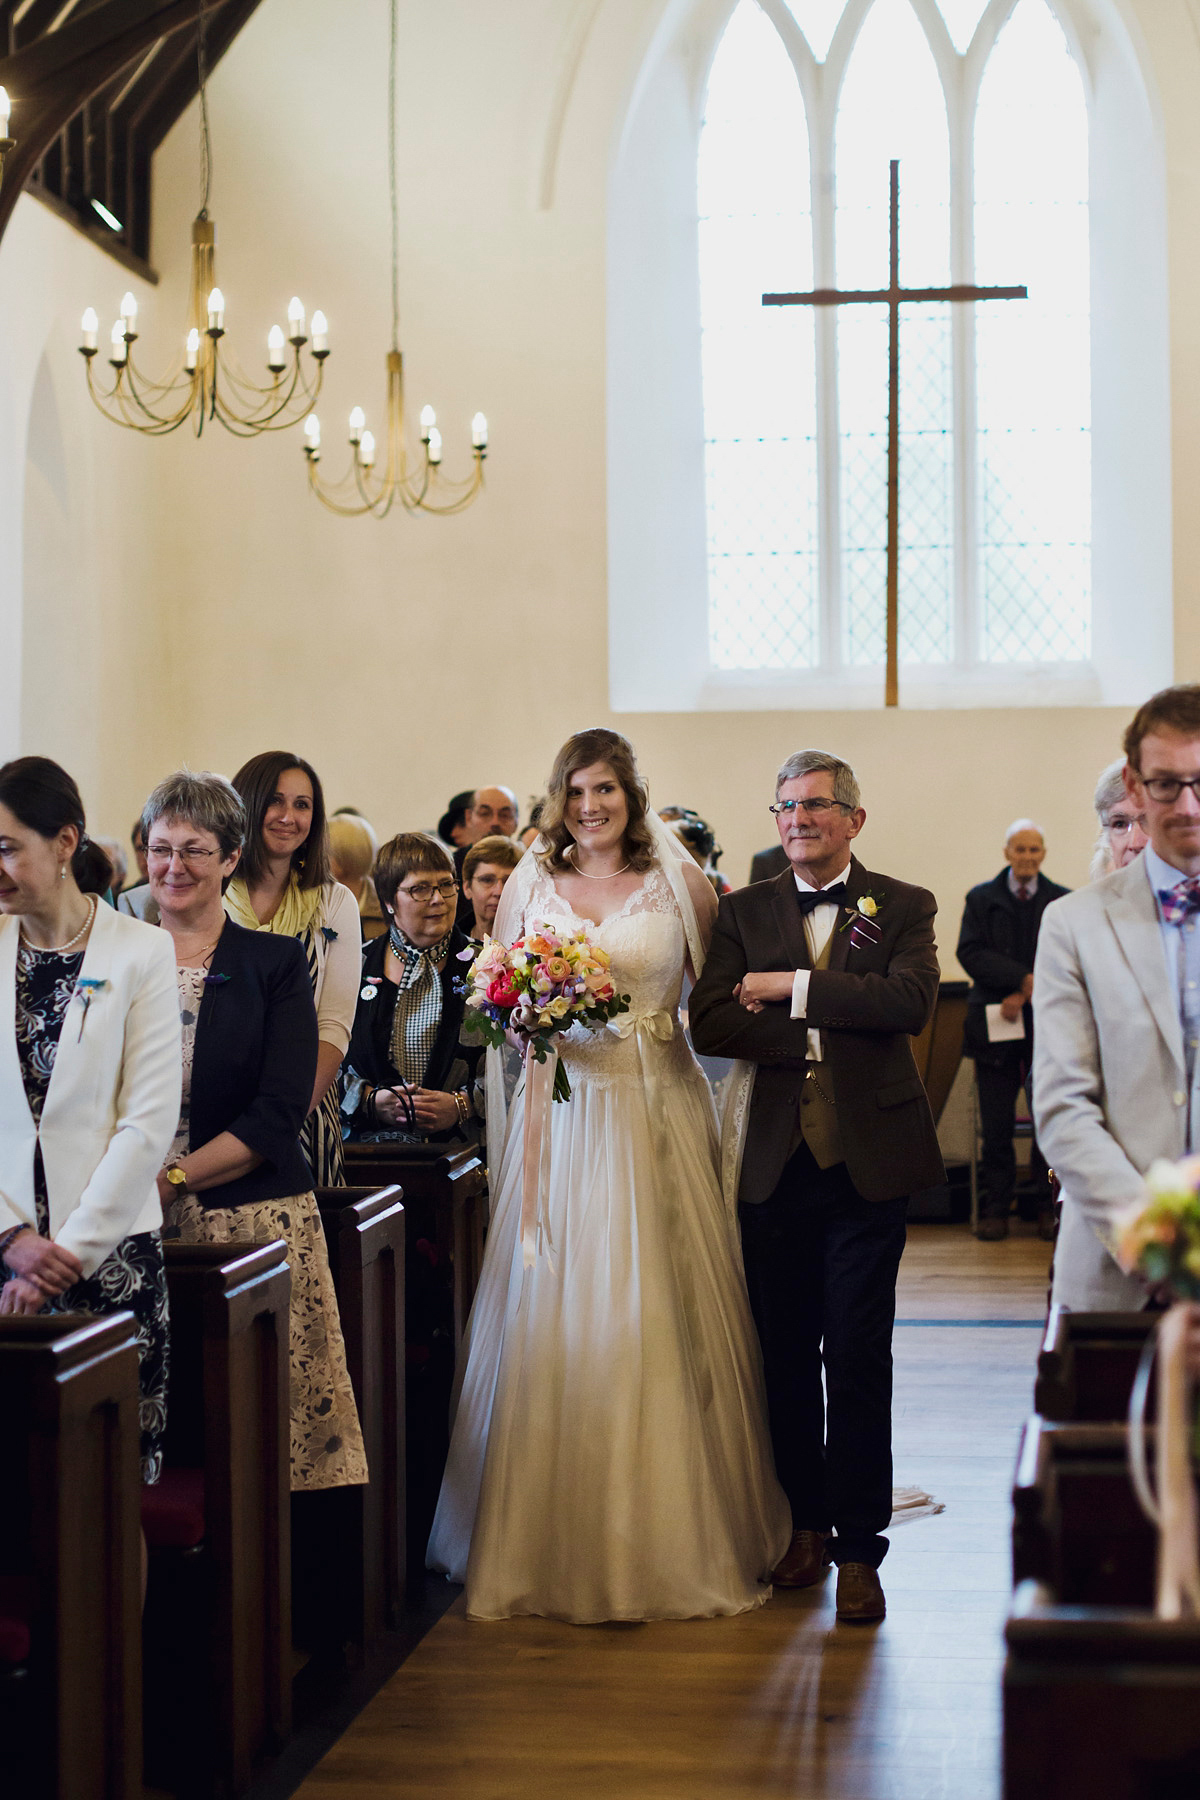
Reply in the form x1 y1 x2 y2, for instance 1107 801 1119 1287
296 1222 1051 1800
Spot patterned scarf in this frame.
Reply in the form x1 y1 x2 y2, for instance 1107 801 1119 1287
388 923 451 1087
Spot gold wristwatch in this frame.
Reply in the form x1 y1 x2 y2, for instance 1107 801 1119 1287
165 1163 189 1197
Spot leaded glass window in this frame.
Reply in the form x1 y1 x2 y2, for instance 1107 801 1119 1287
697 0 1092 679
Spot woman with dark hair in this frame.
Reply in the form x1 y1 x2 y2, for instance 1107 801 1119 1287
340 833 482 1142
145 770 366 1492
428 729 788 1622
224 752 361 1187
0 756 180 1485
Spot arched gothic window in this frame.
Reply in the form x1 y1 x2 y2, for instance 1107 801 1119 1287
697 0 1093 688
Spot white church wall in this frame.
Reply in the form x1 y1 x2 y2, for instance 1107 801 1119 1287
0 194 170 838
0 0 1194 967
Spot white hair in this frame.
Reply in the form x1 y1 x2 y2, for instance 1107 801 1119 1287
1005 817 1043 844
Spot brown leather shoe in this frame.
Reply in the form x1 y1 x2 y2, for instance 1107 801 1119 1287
771 1529 832 1588
835 1562 886 1622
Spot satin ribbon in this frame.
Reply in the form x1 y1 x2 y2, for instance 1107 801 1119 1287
607 1009 674 1043
520 1042 557 1270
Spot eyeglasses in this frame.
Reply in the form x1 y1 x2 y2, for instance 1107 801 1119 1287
147 845 220 869
1106 817 1144 836
768 798 851 817
396 878 458 903
1140 776 1200 804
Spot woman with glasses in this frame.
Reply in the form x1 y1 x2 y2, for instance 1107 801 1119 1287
223 752 362 1188
1089 759 1150 882
0 757 180 1492
340 834 482 1142
145 770 367 1492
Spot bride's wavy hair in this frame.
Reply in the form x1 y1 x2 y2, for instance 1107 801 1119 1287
537 729 657 874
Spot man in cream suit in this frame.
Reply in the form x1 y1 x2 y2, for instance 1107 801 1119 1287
1034 685 1200 1310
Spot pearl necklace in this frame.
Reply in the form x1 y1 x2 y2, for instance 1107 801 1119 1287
566 847 631 881
20 893 96 955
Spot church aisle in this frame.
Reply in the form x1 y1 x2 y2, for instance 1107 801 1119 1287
294 1225 1051 1800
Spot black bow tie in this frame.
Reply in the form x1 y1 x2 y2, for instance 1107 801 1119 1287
796 881 847 916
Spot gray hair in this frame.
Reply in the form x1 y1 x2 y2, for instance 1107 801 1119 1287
1093 757 1129 827
775 750 860 810
1005 817 1044 844
141 769 246 862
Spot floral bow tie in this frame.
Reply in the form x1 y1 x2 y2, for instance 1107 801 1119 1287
1158 878 1200 926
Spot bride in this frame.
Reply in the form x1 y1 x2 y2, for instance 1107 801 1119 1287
427 728 790 1622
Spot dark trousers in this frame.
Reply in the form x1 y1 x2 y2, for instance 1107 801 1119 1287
739 1144 908 1569
976 1058 1048 1221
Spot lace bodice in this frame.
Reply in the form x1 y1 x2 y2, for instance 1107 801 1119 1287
520 864 697 1088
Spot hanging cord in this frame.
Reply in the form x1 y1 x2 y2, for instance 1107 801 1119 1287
389 0 400 351
197 0 213 219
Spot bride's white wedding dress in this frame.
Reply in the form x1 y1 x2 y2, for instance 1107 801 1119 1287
427 860 791 1622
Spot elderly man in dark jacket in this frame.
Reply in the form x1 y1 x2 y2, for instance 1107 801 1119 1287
957 820 1069 1240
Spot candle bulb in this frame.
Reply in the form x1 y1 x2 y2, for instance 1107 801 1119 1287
110 319 127 366
303 413 321 456
120 290 138 334
348 406 365 445
310 310 329 355
419 404 436 442
267 324 286 371
471 411 488 450
0 87 11 139
206 286 225 333
80 307 99 354
185 327 200 372
359 429 376 469
427 426 443 466
287 295 306 342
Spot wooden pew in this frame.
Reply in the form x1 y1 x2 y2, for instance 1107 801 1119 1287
343 1142 486 1349
1035 1306 1156 1423
0 1312 142 1800
1006 1417 1200 1797
292 1185 405 1663
142 1240 290 1798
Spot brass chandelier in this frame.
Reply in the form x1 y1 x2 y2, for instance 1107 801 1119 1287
301 0 487 517
77 4 328 439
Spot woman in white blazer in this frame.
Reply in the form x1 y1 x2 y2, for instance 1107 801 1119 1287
0 758 181 1483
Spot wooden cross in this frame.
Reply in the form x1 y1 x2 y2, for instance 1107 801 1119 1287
763 160 1027 706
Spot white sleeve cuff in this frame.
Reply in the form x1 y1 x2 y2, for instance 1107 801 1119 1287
791 968 810 1020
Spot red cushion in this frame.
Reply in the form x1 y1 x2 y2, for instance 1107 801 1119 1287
0 1575 36 1666
141 1467 206 1550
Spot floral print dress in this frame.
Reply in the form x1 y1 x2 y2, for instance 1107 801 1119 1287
165 966 368 1493
2 940 170 1483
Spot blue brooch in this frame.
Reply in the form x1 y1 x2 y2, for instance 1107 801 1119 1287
74 977 108 1041
204 971 231 986
321 926 339 943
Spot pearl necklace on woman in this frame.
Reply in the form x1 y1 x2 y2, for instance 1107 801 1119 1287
19 893 97 954
565 847 631 880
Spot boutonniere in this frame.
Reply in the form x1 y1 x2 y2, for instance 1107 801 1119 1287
321 926 338 943
74 977 109 1041
839 891 884 948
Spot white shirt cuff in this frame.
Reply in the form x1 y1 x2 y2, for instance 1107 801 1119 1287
791 968 810 1019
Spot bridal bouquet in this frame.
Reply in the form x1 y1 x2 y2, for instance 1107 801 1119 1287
460 924 630 1101
1117 1157 1200 1299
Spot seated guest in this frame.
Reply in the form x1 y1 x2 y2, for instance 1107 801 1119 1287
518 797 546 851
748 840 788 884
341 833 482 1143
461 835 522 945
224 753 362 1187
330 812 386 942
145 769 367 1492
957 819 1070 1241
454 786 520 929
0 757 180 1486
1089 758 1150 881
663 810 732 897
437 790 475 852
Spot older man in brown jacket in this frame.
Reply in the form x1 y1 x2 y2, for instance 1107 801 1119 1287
690 749 943 1623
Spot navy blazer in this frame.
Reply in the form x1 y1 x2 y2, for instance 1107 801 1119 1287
188 919 318 1207
957 869 1071 1062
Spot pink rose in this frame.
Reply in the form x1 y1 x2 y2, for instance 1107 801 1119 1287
487 976 519 1008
